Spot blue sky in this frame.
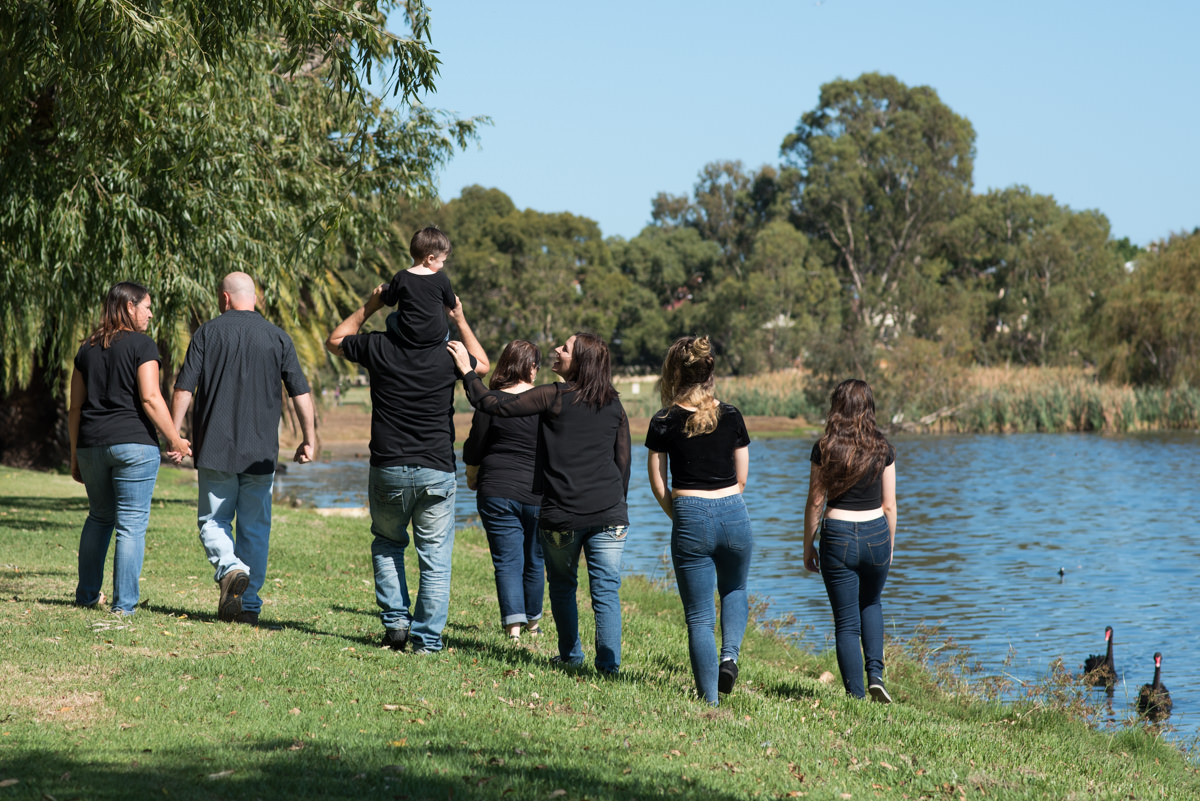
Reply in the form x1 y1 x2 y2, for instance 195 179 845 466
396 0 1197 246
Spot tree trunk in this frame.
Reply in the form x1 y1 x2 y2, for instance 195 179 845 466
0 358 68 469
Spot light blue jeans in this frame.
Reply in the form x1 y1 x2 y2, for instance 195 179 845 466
75 443 161 614
368 465 457 652
197 468 275 614
538 524 627 673
671 494 753 704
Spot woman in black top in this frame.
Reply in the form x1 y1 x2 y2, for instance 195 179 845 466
803 379 897 702
69 282 190 615
462 340 545 641
646 336 752 704
449 333 630 674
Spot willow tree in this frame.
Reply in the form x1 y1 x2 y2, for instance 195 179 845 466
0 1 479 466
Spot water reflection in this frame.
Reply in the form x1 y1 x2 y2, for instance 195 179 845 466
275 431 1200 745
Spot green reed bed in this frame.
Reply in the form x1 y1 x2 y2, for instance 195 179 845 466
955 381 1200 433
3 466 1195 800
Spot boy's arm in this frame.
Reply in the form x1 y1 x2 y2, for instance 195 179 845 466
448 296 490 376
326 285 386 358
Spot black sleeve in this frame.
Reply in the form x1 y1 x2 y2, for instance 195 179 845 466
644 409 669 452
441 273 456 308
462 408 491 466
615 407 631 497
463 372 557 417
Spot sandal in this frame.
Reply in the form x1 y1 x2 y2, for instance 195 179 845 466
524 622 541 637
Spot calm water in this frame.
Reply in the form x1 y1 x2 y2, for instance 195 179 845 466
274 432 1200 746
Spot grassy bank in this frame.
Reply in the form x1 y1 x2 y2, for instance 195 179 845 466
3 466 1195 800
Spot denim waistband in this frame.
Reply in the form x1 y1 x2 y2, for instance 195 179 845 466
821 516 888 536
672 494 746 509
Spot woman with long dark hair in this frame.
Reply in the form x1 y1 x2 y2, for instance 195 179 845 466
803 379 897 702
646 336 752 705
70 282 190 615
462 340 545 641
449 333 630 674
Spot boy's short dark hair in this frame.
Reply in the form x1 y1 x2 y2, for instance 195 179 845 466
410 226 452 263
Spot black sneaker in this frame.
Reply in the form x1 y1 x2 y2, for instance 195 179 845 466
382 628 409 651
718 660 739 694
217 569 249 622
868 678 892 704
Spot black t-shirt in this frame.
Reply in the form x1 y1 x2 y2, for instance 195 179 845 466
462 372 630 531
74 331 161 448
462 392 542 506
174 311 310 474
380 270 455 348
341 331 474 472
810 442 896 511
644 403 750 490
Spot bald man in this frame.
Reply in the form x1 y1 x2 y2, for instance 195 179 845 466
171 272 316 625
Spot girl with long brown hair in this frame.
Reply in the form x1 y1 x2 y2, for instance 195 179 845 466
803 378 897 702
646 336 752 705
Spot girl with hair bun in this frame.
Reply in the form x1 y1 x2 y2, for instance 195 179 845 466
646 336 753 705
804 378 897 703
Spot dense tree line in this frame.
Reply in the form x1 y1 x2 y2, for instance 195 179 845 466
375 73 1197 417
2 3 1196 471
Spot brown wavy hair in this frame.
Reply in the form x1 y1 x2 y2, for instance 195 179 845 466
84 282 149 348
816 379 892 500
657 335 720 436
565 333 618 409
489 340 541 390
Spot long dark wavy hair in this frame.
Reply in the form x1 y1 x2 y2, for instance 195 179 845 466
565 333 618 409
489 340 541 390
816 379 892 500
84 282 150 348
656 335 720 436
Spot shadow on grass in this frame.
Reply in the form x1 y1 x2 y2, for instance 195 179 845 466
1 741 754 801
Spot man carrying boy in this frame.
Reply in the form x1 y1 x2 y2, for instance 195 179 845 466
325 273 489 653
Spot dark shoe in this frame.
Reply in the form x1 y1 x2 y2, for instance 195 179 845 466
382 628 409 651
232 610 260 626
718 660 739 694
217 569 249 622
868 678 893 704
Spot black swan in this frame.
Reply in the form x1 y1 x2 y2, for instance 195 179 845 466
1083 626 1116 687
1137 652 1173 721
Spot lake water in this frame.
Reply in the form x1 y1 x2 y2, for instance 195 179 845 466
274 431 1200 747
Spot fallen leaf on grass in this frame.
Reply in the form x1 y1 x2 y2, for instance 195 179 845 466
550 791 566 798
818 671 836 684
878 761 895 771
382 704 400 711
0 779 19 788
207 770 235 780
289 708 301 715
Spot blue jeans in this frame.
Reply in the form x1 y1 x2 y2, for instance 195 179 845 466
538 524 627 672
477 495 544 627
671 494 753 704
75 443 161 614
197 468 275 614
818 516 891 698
368 465 457 651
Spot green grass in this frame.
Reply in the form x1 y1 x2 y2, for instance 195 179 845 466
1 466 1196 800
